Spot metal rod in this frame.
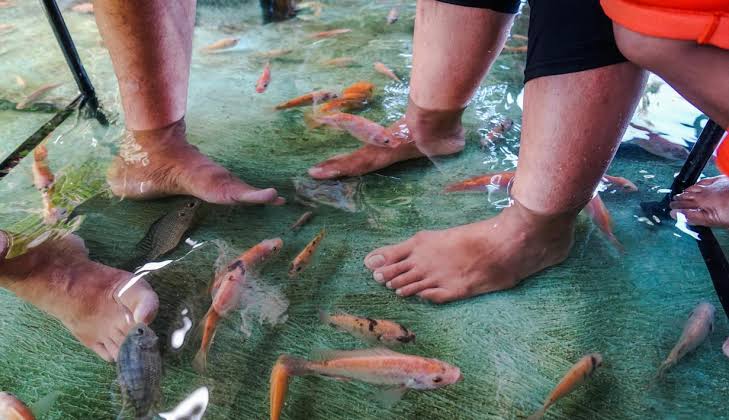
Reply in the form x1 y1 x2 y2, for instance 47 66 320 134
40 0 106 125
695 226 729 317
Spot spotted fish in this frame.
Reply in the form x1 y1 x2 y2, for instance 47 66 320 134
289 228 325 278
320 310 415 345
117 324 162 420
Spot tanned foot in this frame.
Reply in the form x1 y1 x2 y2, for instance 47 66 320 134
108 118 285 205
308 100 466 179
0 235 158 362
363 201 575 303
670 175 729 228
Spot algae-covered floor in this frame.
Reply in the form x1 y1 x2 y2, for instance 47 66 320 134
1 1 728 419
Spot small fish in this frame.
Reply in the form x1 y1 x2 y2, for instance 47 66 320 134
601 175 638 192
289 228 325 278
270 357 291 420
584 193 623 252
528 353 603 420
278 347 461 391
31 144 54 192
320 310 415 345
0 1 15 8
290 211 314 231
117 324 162 420
511 34 528 41
657 301 715 377
630 123 690 160
308 28 351 39
723 337 729 359
341 81 375 100
0 392 35 420
386 7 399 24
481 118 514 146
444 171 515 192
14 75 25 88
316 97 368 114
276 91 338 110
374 62 401 82
321 57 355 67
253 48 293 59
502 45 528 53
196 238 282 372
200 37 239 53
314 113 400 148
135 197 202 263
71 2 93 13
16 83 62 110
256 62 271 93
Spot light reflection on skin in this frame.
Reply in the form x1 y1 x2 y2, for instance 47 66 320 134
159 386 209 420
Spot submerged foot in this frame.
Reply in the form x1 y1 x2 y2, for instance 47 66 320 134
0 235 158 361
670 175 729 228
108 118 284 205
364 201 575 303
309 102 466 179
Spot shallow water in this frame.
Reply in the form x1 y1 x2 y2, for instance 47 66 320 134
1 1 728 419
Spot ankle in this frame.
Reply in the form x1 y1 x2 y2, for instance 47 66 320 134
405 97 465 147
127 117 188 150
505 198 577 235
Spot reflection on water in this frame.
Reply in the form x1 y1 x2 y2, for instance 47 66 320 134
0 1 727 419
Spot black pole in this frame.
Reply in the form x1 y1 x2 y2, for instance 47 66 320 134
40 0 107 125
695 227 729 317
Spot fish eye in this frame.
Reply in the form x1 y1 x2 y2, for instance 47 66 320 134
296 266 302 272
432 376 442 383
136 328 145 335
272 246 278 251
384 139 390 144
186 202 196 208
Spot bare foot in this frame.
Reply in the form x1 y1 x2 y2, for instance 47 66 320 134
0 235 158 362
308 100 465 179
108 119 285 205
670 175 729 228
363 201 574 303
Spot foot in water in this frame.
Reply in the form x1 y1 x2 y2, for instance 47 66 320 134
364 201 575 303
0 235 158 362
670 175 729 228
108 118 285 205
308 101 465 179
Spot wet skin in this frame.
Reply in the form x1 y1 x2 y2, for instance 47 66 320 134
0 235 158 362
670 175 729 228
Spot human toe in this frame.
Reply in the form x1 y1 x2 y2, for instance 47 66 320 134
391 275 431 296
308 159 345 179
365 242 411 270
373 260 413 284
670 208 712 226
416 287 457 304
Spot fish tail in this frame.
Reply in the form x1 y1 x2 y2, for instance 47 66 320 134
656 360 673 379
270 357 292 420
303 111 324 129
318 309 330 325
527 406 547 420
443 183 466 193
192 308 220 373
278 354 311 376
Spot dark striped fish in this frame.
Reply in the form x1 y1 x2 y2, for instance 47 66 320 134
117 324 162 419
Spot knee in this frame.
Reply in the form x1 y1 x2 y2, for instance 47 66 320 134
613 23 677 71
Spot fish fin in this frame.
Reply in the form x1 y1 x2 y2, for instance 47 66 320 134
278 354 311 376
29 390 61 418
270 359 292 420
373 386 407 408
136 215 163 253
311 347 402 361
192 347 208 374
527 406 547 420
192 309 220 374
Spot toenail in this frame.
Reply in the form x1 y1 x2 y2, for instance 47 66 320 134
374 272 384 283
385 281 393 289
365 254 386 268
395 289 403 296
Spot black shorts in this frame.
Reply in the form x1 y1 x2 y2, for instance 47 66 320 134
435 0 627 83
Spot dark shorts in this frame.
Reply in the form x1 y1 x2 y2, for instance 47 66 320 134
435 0 627 83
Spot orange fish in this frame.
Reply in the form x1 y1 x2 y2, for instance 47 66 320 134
0 392 35 420
321 57 355 67
584 194 623 252
314 113 400 148
317 98 367 114
0 23 15 34
308 28 351 39
71 2 93 13
275 90 338 110
341 81 375 100
253 48 293 59
528 354 603 420
16 83 62 110
444 171 515 192
503 45 528 53
320 310 416 345
481 118 513 146
196 238 282 372
0 1 15 8
386 7 399 24
32 144 54 192
200 37 239 53
601 175 638 192
256 62 271 93
629 123 690 160
279 347 462 390
270 357 291 420
289 228 325 278
373 62 401 82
